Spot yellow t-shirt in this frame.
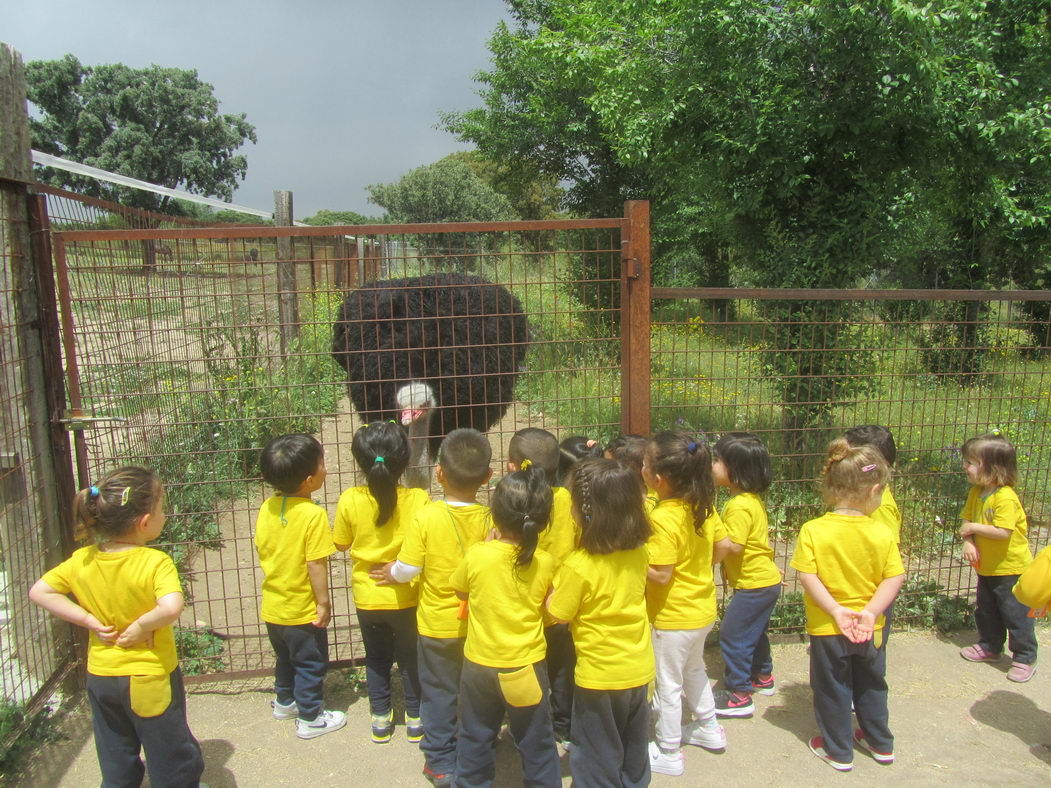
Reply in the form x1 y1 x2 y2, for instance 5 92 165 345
870 486 902 545
790 512 905 636
334 485 429 610
538 486 577 566
644 488 659 514
449 541 555 667
1013 545 1051 612
721 492 782 590
41 545 182 676
255 495 335 626
961 485 1033 576
645 499 727 629
548 546 654 690
398 501 490 638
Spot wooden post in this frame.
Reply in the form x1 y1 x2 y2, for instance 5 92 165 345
274 190 298 354
620 200 651 436
0 42 76 688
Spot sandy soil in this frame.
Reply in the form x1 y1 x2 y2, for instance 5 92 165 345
12 629 1051 787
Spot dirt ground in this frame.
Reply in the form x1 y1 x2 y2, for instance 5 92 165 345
11 629 1051 787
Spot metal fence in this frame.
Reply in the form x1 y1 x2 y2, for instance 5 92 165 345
46 198 636 678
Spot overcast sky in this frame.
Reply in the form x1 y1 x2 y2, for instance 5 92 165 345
5 1 510 219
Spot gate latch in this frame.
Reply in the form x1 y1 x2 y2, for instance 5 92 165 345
57 410 129 431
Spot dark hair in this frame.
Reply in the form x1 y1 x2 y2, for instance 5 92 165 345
491 465 553 568
647 431 715 533
713 432 772 494
73 466 163 541
569 458 650 554
352 421 410 526
438 428 492 489
604 434 648 476
508 428 559 484
844 424 897 467
961 432 1017 487
260 434 323 495
557 435 603 485
821 438 891 509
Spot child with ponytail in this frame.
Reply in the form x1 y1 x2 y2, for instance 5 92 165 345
790 440 905 771
334 421 430 743
449 464 561 787
29 467 204 787
643 431 733 776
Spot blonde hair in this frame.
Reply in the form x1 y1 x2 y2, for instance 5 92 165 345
72 466 163 541
961 433 1017 488
820 438 890 509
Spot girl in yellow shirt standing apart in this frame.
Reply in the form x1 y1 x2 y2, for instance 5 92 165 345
334 421 429 744
643 431 732 776
30 467 204 787
449 464 561 787
958 432 1037 682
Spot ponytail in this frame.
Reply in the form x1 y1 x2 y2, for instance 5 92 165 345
72 466 162 541
491 464 552 570
352 422 411 526
821 438 890 509
648 431 715 534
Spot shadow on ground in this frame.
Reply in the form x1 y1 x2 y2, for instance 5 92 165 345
970 689 1051 766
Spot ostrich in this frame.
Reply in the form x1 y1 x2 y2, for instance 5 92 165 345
332 273 529 488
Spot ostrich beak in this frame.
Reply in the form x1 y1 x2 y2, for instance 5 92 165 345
401 408 427 425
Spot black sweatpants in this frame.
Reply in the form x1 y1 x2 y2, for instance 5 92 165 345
570 684 650 788
266 622 329 722
87 668 204 788
544 623 575 740
976 574 1038 664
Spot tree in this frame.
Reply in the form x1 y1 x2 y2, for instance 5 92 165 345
443 150 564 220
302 209 380 227
27 54 256 214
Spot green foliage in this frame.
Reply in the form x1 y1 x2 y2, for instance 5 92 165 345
367 157 514 224
27 55 256 215
0 699 56 772
302 209 381 226
895 579 975 633
768 591 808 632
175 628 226 675
444 151 564 220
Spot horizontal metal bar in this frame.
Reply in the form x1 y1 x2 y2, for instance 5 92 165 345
651 286 1051 302
183 656 363 685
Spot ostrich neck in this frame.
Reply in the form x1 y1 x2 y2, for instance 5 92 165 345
403 410 434 490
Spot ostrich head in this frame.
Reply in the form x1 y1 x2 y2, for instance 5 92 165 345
395 381 436 427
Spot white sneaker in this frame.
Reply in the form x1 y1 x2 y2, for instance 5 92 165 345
648 742 685 776
682 718 727 752
296 709 347 739
272 699 297 720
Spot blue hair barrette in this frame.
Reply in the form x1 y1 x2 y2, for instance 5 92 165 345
89 485 99 498
686 441 698 454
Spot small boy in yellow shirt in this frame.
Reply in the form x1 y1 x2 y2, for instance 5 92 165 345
372 428 493 788
255 434 344 739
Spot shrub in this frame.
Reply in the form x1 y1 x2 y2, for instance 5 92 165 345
176 628 226 676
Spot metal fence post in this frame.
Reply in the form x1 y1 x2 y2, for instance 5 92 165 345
621 200 651 436
274 189 298 354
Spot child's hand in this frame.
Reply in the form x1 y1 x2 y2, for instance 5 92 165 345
86 615 118 644
115 621 153 649
312 603 331 628
832 607 866 643
962 540 980 567
370 561 395 586
855 609 877 641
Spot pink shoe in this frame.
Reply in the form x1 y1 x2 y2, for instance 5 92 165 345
960 644 1002 663
1007 662 1036 682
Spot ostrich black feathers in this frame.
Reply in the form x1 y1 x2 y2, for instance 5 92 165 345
331 273 530 460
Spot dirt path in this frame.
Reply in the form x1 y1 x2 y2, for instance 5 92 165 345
14 629 1051 786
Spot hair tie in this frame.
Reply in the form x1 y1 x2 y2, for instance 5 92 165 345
861 464 877 472
520 459 533 470
89 486 99 498
119 486 131 506
374 456 385 464
991 428 1002 436
686 441 698 454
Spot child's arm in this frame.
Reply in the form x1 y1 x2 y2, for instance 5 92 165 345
959 520 1011 540
647 564 673 585
307 557 331 628
370 560 422 585
115 592 184 649
29 580 118 644
797 571 866 643
712 536 733 565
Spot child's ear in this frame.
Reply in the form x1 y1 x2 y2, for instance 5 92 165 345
435 466 446 485
506 460 517 473
483 468 494 484
136 512 152 533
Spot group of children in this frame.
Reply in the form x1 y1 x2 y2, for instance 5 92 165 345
29 421 1048 786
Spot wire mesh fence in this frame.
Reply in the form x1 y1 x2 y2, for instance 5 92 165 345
648 287 1051 633
48 202 627 677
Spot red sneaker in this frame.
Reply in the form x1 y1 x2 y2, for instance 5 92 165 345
808 736 852 771
853 729 894 764
423 764 451 788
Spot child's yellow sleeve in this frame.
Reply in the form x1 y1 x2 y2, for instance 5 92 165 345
1014 545 1051 611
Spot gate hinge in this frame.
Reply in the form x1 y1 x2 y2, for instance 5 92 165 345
57 410 129 431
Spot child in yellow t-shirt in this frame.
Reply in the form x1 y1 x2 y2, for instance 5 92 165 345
507 427 576 745
1013 544 1051 616
643 432 732 775
373 428 493 788
958 432 1037 682
29 466 204 786
790 440 905 771
449 464 560 786
334 421 429 744
604 433 659 511
255 434 343 739
556 434 603 486
712 432 782 718
547 458 654 787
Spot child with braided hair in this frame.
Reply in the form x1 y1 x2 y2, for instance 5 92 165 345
547 458 654 787
790 439 905 771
